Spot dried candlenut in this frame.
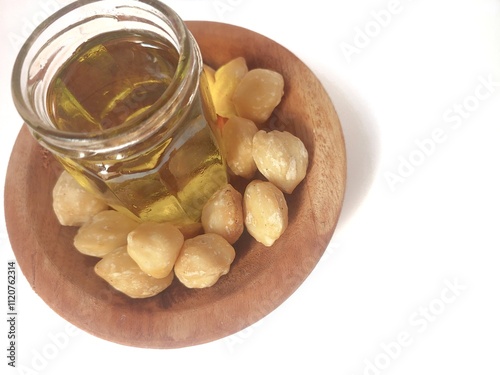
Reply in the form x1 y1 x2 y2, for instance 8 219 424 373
201 184 244 244
73 210 139 257
232 68 284 124
212 57 248 118
127 222 184 279
221 116 258 179
174 233 236 288
52 171 108 226
243 180 288 247
252 130 308 194
95 246 174 298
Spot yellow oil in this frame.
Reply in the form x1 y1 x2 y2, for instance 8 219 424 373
47 30 226 224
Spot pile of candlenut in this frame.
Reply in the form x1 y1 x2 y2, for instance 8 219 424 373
52 57 308 299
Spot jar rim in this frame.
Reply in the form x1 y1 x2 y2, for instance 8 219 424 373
11 0 200 155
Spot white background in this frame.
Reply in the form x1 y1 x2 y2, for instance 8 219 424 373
1 0 500 374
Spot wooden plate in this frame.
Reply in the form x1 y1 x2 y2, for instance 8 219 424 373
4 21 346 348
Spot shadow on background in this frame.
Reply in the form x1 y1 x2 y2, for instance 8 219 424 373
318 73 381 230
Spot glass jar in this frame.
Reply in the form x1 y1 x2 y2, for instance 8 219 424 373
12 0 227 225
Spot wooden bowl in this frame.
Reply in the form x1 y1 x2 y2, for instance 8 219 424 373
4 21 346 348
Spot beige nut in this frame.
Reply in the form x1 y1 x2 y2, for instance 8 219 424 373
73 210 139 257
221 116 258 179
243 180 288 247
127 222 184 279
252 130 308 194
212 57 248 118
52 171 108 226
95 246 174 298
201 184 244 244
174 233 236 288
233 68 284 124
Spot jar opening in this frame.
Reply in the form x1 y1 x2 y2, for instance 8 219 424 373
11 0 201 156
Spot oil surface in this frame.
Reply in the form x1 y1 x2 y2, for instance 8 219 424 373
48 31 178 132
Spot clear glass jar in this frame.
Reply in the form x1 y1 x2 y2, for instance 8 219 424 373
12 0 227 225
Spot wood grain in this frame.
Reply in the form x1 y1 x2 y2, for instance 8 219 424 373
4 21 346 348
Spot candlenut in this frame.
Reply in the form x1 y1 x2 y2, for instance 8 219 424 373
252 130 308 194
174 233 236 288
127 222 184 279
52 171 108 226
243 180 288 247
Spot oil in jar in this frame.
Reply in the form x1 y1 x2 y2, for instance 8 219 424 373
46 30 227 224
